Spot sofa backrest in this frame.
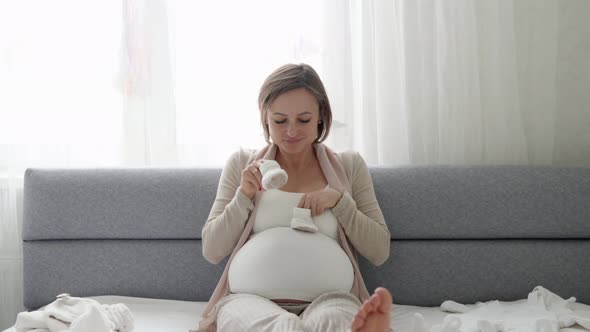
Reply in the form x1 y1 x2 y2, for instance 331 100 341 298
22 166 590 310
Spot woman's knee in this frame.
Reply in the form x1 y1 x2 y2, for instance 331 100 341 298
217 295 304 332
273 312 305 331
301 292 360 329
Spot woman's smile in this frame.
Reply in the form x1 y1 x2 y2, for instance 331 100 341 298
285 137 303 144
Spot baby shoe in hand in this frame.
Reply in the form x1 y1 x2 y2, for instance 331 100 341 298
291 207 318 233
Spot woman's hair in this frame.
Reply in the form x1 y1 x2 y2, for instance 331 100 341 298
258 63 332 144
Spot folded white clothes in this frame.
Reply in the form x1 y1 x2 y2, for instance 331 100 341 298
14 293 134 332
411 286 590 332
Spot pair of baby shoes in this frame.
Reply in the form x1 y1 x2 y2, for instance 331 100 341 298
260 161 318 233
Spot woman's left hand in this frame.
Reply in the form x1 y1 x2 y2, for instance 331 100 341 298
297 188 343 217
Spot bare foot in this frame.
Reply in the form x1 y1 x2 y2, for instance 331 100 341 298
350 287 393 332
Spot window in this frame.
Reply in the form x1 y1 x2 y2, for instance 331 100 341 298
169 0 324 159
0 1 122 145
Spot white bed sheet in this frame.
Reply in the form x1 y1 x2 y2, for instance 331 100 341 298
4 296 590 332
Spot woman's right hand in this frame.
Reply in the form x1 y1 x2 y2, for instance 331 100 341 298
238 160 265 200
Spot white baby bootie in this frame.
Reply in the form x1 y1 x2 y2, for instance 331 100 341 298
291 207 318 233
259 160 288 190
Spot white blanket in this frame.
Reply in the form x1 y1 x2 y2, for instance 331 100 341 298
14 293 134 332
411 287 590 332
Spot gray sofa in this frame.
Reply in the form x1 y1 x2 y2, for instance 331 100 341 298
20 166 590 314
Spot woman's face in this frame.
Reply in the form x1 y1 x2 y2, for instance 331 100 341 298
267 88 320 155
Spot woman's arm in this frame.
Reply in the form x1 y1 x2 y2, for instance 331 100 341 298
201 150 254 264
332 152 391 266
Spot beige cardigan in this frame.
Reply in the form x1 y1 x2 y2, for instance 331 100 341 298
194 143 391 332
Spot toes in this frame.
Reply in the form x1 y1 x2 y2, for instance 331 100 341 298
352 298 375 332
374 287 393 313
370 293 382 307
351 314 365 330
361 294 380 313
355 307 368 321
361 301 373 314
352 289 393 332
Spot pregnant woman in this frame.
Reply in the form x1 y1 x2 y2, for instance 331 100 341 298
197 63 393 332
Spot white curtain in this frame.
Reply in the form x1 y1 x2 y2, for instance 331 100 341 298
167 0 327 166
324 0 589 166
1 0 589 329
0 1 124 329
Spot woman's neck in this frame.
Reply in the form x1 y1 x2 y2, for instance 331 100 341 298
275 145 317 173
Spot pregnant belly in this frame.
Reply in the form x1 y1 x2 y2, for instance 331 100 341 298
228 227 354 302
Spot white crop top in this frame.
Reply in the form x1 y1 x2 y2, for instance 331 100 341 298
228 188 354 302
252 188 339 239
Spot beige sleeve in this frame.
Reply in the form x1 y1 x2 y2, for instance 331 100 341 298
331 152 391 266
201 149 255 264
